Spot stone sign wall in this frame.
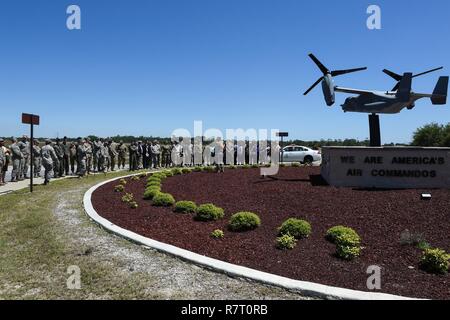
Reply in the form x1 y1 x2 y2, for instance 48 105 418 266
321 146 450 189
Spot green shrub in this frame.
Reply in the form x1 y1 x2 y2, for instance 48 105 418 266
172 168 182 175
174 201 197 214
147 176 162 183
420 248 450 274
195 204 224 221
205 166 217 173
152 192 175 207
278 218 311 239
114 185 125 192
182 168 191 174
251 164 259 168
139 172 148 178
276 233 297 250
229 165 236 169
336 244 361 260
146 180 161 188
279 163 286 167
334 232 361 260
242 165 251 169
163 170 174 177
119 178 127 185
143 186 161 200
326 226 360 244
131 175 140 181
129 201 138 209
193 166 204 172
152 172 167 179
228 212 261 231
121 193 134 203
292 162 301 167
211 229 224 239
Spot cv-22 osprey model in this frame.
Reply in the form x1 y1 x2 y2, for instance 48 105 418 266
303 53 449 146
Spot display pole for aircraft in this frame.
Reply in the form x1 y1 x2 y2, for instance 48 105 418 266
22 113 40 193
369 113 381 147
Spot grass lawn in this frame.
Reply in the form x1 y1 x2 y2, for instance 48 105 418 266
0 171 157 299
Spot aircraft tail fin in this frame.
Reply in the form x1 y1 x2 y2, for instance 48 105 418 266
431 76 448 105
395 72 412 101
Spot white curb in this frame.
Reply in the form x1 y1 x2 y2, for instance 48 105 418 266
83 172 421 300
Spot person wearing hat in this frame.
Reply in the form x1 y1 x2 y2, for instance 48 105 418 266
117 140 127 170
75 138 87 177
151 140 161 169
10 137 23 182
18 135 30 180
32 139 42 178
40 139 58 185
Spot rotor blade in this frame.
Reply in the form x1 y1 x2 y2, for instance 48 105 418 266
413 67 443 78
392 83 400 91
383 69 402 81
303 77 322 95
308 54 329 75
331 67 367 77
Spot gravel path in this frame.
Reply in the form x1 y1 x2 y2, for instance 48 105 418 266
54 184 313 300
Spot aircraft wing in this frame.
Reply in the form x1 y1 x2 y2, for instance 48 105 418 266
334 86 390 95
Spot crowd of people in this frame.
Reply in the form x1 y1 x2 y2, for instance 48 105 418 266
0 136 278 186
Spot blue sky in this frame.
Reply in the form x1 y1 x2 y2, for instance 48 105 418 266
1 0 449 143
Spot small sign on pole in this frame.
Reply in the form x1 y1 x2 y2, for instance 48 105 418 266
22 113 40 192
276 132 289 163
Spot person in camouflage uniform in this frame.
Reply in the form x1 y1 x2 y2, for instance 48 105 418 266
40 139 58 185
100 141 110 173
129 141 138 171
76 138 87 177
92 139 100 173
117 141 127 169
161 144 170 168
108 140 118 171
84 138 93 175
18 136 30 179
69 142 77 175
32 139 41 178
54 138 65 178
10 138 23 182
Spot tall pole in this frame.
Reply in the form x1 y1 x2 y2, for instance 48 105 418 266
30 124 34 193
281 136 284 164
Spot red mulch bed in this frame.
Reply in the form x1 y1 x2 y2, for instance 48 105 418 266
91 167 450 299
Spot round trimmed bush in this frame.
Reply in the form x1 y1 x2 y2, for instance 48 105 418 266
174 201 197 214
193 166 204 172
181 168 192 174
228 212 261 231
291 162 301 167
131 175 140 181
242 165 251 169
119 178 127 185
172 168 182 175
147 175 162 183
211 229 224 239
146 180 161 188
251 164 259 168
163 170 173 177
420 248 449 274
114 185 125 192
195 204 224 221
129 201 138 209
229 165 236 169
152 192 175 207
278 218 311 239
121 193 134 203
334 232 361 260
276 233 297 250
143 186 161 200
326 226 360 244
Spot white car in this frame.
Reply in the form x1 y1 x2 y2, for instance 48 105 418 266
281 145 321 164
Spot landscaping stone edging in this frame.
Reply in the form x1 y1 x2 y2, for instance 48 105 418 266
83 172 421 301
